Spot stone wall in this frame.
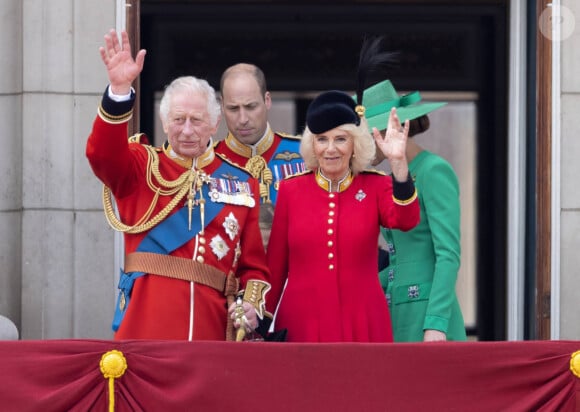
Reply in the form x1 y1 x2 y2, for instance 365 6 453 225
559 0 580 339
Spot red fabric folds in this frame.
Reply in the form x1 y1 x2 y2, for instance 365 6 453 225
0 339 578 411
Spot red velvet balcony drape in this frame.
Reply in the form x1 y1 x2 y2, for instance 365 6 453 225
0 339 579 411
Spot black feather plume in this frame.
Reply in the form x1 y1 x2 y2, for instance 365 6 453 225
356 35 398 106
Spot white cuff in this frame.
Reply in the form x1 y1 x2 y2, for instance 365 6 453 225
107 85 134 102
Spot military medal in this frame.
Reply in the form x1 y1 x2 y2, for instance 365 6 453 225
209 177 255 207
223 212 240 240
210 234 229 260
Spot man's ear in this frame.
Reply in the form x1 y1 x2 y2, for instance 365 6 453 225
211 115 222 135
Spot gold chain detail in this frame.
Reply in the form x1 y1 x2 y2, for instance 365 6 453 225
102 146 194 234
145 146 190 193
246 155 273 203
245 155 267 179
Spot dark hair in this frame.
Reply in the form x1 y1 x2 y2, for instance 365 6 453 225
408 115 430 137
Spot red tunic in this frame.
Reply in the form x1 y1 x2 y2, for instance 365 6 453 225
86 117 269 341
214 130 304 205
214 130 301 170
266 170 419 342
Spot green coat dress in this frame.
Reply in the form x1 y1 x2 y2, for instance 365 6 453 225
380 150 467 342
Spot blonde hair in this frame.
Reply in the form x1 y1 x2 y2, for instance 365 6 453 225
300 117 376 175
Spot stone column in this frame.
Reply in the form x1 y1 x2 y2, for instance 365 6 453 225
20 0 117 339
0 0 23 335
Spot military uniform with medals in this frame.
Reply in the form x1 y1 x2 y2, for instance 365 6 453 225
86 89 271 341
214 127 304 247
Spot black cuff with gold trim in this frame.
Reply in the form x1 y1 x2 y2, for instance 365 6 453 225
392 173 416 204
98 87 135 124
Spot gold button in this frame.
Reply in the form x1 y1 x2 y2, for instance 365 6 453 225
329 193 335 198
327 229 333 235
327 241 333 247
329 264 334 270
328 219 334 224
329 202 336 208
198 246 206 254
329 211 335 216
196 256 205 264
199 237 206 244
328 253 334 259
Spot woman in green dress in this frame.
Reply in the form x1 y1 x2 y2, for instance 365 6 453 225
363 80 467 342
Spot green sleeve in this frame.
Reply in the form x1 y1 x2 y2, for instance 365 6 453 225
419 158 461 333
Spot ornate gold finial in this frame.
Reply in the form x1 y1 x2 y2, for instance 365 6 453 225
100 350 127 379
570 350 580 378
100 350 128 412
355 104 366 118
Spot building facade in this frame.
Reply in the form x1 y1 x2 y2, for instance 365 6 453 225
0 0 578 341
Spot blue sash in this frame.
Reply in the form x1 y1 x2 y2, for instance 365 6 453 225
268 138 304 204
112 161 252 331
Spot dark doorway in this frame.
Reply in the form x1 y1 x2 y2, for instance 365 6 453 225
140 1 508 340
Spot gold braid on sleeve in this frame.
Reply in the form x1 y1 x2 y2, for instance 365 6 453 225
242 280 271 320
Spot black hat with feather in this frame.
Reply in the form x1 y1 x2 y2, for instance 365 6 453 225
305 36 396 134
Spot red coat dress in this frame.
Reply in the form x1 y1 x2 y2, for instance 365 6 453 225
266 170 419 342
86 96 269 341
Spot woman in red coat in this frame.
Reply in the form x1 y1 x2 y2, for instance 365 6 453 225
266 90 420 342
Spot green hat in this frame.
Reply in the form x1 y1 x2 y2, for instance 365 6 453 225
354 80 446 131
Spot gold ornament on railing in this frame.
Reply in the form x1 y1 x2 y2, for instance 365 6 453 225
100 350 128 412
570 350 580 378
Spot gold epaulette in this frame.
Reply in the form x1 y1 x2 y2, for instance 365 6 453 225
361 168 387 176
285 169 313 180
276 131 301 140
214 152 252 177
102 145 192 234
128 133 147 144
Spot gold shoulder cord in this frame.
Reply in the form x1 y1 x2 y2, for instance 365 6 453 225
102 145 192 234
245 155 273 203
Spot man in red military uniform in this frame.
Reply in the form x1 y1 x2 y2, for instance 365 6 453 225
216 63 304 205
215 64 305 248
86 29 271 341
